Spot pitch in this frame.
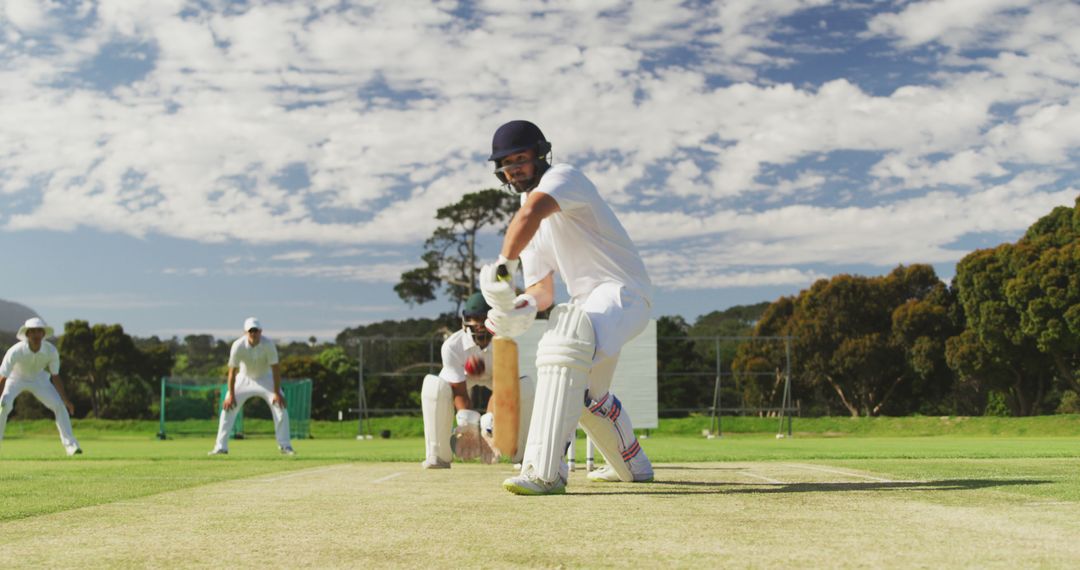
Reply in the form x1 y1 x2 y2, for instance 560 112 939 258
1 436 1079 568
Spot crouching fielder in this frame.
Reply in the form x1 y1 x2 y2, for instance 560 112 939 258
0 318 81 456
480 120 654 495
209 318 294 456
421 293 534 468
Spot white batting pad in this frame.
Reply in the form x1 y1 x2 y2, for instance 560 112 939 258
521 304 595 483
421 374 454 464
579 386 653 482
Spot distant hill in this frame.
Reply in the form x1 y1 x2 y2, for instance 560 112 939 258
0 299 39 334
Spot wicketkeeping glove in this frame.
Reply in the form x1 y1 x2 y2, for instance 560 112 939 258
456 409 481 427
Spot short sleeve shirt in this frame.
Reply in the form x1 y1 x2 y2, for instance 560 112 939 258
438 329 493 389
228 336 279 381
0 341 60 381
520 163 653 305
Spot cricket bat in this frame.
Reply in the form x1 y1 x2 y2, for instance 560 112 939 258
491 264 521 459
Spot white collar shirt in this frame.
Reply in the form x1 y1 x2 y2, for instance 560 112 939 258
520 163 653 305
228 336 279 381
0 340 60 381
438 329 493 389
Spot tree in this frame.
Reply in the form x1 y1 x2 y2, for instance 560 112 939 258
58 321 142 418
395 189 518 311
279 347 357 420
733 265 957 417
946 197 1080 415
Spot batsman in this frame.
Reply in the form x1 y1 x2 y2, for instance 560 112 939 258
480 120 655 495
420 292 534 468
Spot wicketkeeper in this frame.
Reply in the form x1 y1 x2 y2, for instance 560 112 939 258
421 292 534 468
0 318 82 456
209 317 295 456
480 120 655 495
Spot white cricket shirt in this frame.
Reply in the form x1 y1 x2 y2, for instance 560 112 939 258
228 336 279 381
438 329 493 389
520 163 652 305
0 340 60 381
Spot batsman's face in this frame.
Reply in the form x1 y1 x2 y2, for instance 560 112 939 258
498 150 537 193
246 328 262 346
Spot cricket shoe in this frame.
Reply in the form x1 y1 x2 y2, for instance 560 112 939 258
66 447 83 457
280 446 296 456
421 457 450 469
586 465 653 483
503 474 567 496
207 449 229 456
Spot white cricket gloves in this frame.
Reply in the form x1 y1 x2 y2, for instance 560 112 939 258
486 294 537 338
479 258 538 338
479 259 516 311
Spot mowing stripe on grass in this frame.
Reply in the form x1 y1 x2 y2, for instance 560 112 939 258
254 464 353 483
372 472 404 484
738 470 785 485
783 463 897 482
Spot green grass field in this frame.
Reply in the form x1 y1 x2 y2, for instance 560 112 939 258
2 420 1079 568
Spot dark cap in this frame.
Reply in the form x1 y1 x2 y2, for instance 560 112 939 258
462 292 491 317
489 120 551 162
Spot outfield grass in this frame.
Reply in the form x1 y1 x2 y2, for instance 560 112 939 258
2 421 1079 567
4 413 1080 439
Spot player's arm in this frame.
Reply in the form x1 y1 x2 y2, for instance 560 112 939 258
0 375 7 396
451 381 471 411
49 374 75 415
500 191 560 261
526 271 556 312
271 363 285 407
223 367 238 410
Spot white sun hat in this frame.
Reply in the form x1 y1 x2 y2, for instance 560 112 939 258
243 317 262 332
17 317 54 341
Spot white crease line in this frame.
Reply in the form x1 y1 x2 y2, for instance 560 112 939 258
372 472 404 484
739 471 785 485
783 463 894 482
255 464 352 483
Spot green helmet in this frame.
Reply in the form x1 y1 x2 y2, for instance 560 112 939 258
462 292 490 318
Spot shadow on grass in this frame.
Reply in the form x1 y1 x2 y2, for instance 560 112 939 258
568 479 1051 496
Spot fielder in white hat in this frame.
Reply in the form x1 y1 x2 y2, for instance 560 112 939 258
208 317 294 455
0 317 82 455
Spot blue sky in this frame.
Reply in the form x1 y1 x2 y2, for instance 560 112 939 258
1 0 1077 340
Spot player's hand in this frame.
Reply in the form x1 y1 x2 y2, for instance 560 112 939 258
272 393 287 408
223 392 236 410
485 294 537 338
479 262 516 311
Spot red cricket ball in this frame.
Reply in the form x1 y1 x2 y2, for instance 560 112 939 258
464 355 485 376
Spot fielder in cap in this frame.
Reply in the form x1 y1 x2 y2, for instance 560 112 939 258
481 120 654 495
421 292 534 468
208 318 295 455
0 318 82 455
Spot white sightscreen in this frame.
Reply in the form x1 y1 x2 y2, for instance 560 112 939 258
514 319 658 429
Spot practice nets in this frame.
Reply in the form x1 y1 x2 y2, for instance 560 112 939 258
157 377 312 440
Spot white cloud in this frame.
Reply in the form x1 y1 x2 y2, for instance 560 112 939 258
226 262 412 283
270 250 314 262
22 293 179 310
0 0 1077 301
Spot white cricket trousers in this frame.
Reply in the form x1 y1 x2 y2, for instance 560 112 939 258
0 372 80 453
212 376 291 452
